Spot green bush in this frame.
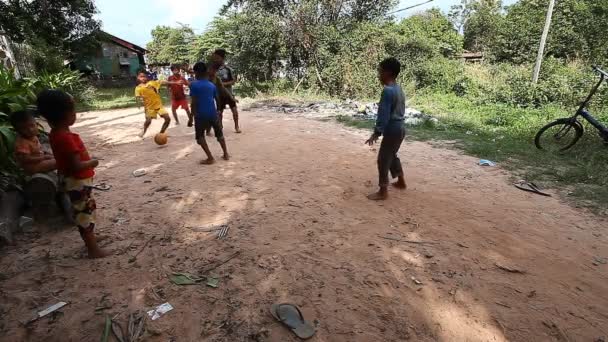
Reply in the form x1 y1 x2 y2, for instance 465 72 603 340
411 58 464 93
26 69 96 105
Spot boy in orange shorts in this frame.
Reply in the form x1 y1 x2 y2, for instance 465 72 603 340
167 65 191 126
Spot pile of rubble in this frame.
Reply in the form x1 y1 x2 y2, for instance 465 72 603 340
243 98 438 126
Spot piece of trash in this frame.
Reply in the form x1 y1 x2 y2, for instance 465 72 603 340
92 183 112 191
147 303 173 320
26 302 68 325
479 159 496 167
132 169 147 177
411 276 423 285
528 290 537 298
456 242 469 248
217 226 230 239
593 257 607 266
495 262 526 274
206 277 220 288
170 273 202 286
19 216 34 229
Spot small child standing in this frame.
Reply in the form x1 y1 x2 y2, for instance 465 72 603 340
37 90 107 258
135 71 184 138
167 65 191 126
365 58 407 201
189 62 229 164
10 110 57 175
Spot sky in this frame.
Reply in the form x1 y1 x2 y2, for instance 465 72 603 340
96 0 519 47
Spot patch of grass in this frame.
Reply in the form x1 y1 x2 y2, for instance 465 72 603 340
77 87 171 112
335 93 608 214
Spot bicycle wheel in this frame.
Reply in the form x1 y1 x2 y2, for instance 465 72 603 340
534 118 583 152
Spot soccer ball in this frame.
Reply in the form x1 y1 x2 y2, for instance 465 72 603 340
154 133 168 146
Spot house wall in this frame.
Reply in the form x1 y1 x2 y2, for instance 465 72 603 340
76 41 143 77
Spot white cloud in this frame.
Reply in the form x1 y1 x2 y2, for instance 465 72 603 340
153 0 225 30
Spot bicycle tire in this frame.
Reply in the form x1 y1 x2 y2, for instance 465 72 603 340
534 118 583 151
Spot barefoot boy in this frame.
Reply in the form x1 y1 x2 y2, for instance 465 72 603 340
135 71 184 137
214 49 241 133
190 62 229 164
10 110 57 175
37 90 107 258
365 58 407 201
167 65 191 126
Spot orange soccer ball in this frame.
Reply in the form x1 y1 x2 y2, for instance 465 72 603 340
154 133 168 146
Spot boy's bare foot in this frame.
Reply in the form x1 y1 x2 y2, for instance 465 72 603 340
235 128 242 133
187 120 193 127
367 187 388 201
201 158 215 165
392 179 407 190
88 248 110 259
223 154 230 161
138 132 145 138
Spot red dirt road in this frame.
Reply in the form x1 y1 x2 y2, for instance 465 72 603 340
1 106 607 341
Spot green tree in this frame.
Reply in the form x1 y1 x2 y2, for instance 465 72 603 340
0 0 99 52
146 25 195 65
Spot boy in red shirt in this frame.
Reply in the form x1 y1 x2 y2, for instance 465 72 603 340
37 90 107 258
167 65 191 126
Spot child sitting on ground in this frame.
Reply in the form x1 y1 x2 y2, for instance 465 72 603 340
37 90 108 258
11 110 57 176
365 57 408 201
190 62 230 164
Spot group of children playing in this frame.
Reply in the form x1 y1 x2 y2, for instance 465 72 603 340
10 54 407 259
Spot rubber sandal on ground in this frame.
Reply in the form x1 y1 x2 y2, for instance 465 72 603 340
514 181 551 197
270 303 316 339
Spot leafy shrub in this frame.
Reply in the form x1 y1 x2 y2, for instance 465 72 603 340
26 69 96 105
411 58 464 93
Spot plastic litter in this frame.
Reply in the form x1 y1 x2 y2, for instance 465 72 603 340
479 159 496 167
147 302 173 320
132 169 147 177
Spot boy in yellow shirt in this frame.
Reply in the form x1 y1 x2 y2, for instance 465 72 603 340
135 70 185 138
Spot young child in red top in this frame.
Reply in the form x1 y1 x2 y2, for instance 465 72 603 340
37 90 108 258
167 65 191 126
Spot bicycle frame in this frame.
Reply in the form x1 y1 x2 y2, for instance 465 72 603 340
574 69 608 137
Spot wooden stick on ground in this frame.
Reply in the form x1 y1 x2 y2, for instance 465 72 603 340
378 235 439 245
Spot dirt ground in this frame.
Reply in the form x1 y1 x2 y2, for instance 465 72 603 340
1 105 607 342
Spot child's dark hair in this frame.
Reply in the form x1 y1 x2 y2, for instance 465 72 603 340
193 62 207 74
214 49 227 59
36 89 74 125
9 110 34 130
137 69 147 76
170 65 179 71
379 57 401 78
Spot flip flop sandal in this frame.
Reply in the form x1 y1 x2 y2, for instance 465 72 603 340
270 303 316 339
514 181 552 197
92 183 112 191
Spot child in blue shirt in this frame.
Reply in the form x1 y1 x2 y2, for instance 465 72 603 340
190 62 229 164
365 58 407 200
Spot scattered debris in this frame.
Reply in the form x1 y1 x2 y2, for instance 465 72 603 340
127 311 146 341
147 303 173 321
456 242 469 248
132 169 147 177
25 302 68 325
411 277 423 286
18 216 33 229
270 303 317 339
423 251 434 259
528 290 537 298
200 251 241 274
154 186 169 192
128 236 154 263
217 225 230 239
170 273 202 286
495 301 512 309
206 277 220 288
378 235 438 245
495 262 526 274
92 183 112 191
479 159 496 167
593 257 607 266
